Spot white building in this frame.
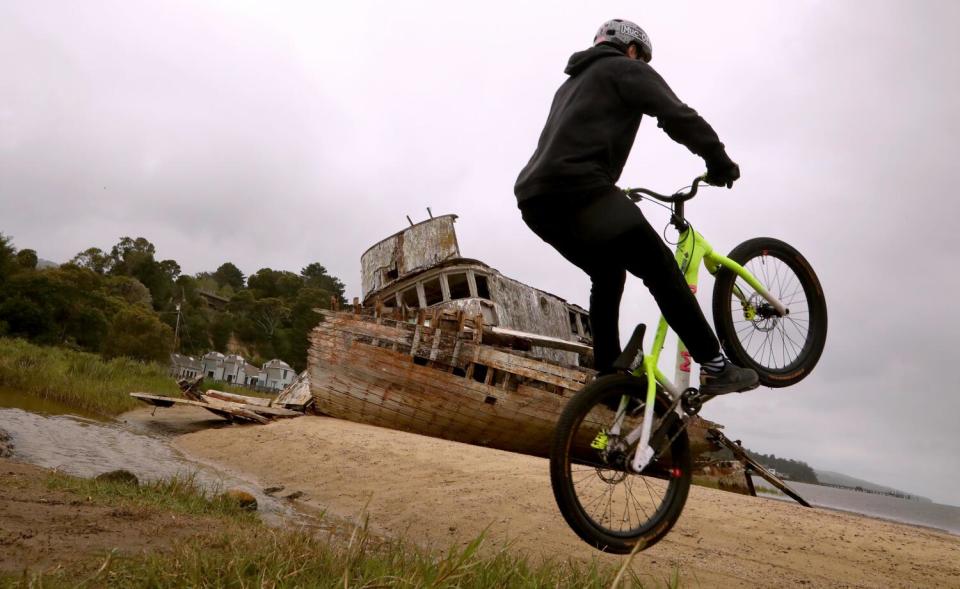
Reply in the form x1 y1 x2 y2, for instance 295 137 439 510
221 354 247 384
170 354 202 379
201 352 226 381
239 362 263 387
188 351 297 392
261 359 296 390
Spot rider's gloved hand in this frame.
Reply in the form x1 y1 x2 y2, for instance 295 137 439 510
705 156 741 189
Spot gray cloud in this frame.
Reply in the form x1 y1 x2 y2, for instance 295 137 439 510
2 1 958 504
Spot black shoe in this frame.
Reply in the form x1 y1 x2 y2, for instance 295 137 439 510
699 360 759 396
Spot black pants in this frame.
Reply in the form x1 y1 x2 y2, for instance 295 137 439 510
520 187 721 372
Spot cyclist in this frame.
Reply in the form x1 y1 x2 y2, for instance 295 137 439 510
515 19 758 395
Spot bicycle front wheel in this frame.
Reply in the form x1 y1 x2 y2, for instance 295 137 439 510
550 374 691 554
712 237 827 388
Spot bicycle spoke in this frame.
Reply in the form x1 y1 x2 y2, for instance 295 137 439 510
625 477 650 525
778 323 798 361
724 251 820 372
566 391 687 541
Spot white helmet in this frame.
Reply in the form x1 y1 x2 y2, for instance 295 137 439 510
593 19 652 62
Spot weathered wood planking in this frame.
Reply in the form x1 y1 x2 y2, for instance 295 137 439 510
275 372 314 409
130 391 301 424
308 311 594 456
205 389 273 407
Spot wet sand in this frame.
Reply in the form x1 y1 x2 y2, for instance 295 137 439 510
176 415 960 588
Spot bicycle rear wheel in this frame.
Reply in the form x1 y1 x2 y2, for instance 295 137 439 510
549 374 691 554
712 237 827 388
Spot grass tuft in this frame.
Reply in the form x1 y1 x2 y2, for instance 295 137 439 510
0 338 179 416
43 470 256 522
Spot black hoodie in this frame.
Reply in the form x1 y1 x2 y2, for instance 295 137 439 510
514 45 732 203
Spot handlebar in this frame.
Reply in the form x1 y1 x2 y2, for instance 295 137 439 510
625 175 706 204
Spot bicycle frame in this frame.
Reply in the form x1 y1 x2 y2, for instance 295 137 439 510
608 225 789 473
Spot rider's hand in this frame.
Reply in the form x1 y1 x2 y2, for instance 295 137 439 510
705 159 741 189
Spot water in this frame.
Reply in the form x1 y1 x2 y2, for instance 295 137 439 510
754 476 960 535
1 407 199 479
0 388 101 420
0 404 298 526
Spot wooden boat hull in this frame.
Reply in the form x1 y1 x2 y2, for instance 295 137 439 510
308 311 594 457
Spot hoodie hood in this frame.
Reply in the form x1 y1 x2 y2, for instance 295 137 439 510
564 44 625 76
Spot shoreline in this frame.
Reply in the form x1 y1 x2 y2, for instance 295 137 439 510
756 485 959 538
173 414 960 588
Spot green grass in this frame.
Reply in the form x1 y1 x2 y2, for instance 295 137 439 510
74 530 630 589
4 470 681 588
44 471 256 522
0 338 179 416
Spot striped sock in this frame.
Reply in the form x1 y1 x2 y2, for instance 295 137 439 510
701 355 726 374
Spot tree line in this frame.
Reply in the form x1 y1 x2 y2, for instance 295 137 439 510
708 441 820 483
0 232 346 371
746 451 819 483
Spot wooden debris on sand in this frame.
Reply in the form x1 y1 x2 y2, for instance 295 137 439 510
130 373 313 424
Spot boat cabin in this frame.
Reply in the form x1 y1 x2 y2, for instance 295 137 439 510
360 215 592 366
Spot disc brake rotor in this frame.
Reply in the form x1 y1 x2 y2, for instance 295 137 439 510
746 293 779 332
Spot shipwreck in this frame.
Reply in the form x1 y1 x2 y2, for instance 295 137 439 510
306 214 723 457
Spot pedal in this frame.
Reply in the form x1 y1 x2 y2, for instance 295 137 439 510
681 387 711 415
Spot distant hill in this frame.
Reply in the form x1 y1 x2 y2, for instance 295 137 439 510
36 258 59 269
814 470 931 502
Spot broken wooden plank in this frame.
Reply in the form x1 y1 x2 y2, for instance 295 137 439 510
275 372 314 408
199 395 300 419
131 392 266 423
204 389 273 407
199 396 271 424
130 392 300 424
489 326 592 355
707 428 811 508
131 393 208 409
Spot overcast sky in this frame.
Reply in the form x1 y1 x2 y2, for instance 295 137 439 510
2 1 958 505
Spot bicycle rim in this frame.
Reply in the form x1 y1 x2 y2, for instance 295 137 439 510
728 252 814 372
553 378 691 552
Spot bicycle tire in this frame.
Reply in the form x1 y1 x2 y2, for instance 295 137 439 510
712 237 827 388
550 374 691 554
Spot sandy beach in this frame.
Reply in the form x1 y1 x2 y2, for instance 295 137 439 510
174 414 960 588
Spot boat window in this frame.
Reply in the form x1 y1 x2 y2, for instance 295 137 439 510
448 272 470 300
423 277 443 306
400 286 420 309
569 310 579 335
471 363 489 384
475 274 490 299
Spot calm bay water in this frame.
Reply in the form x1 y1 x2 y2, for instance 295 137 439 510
754 477 960 535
